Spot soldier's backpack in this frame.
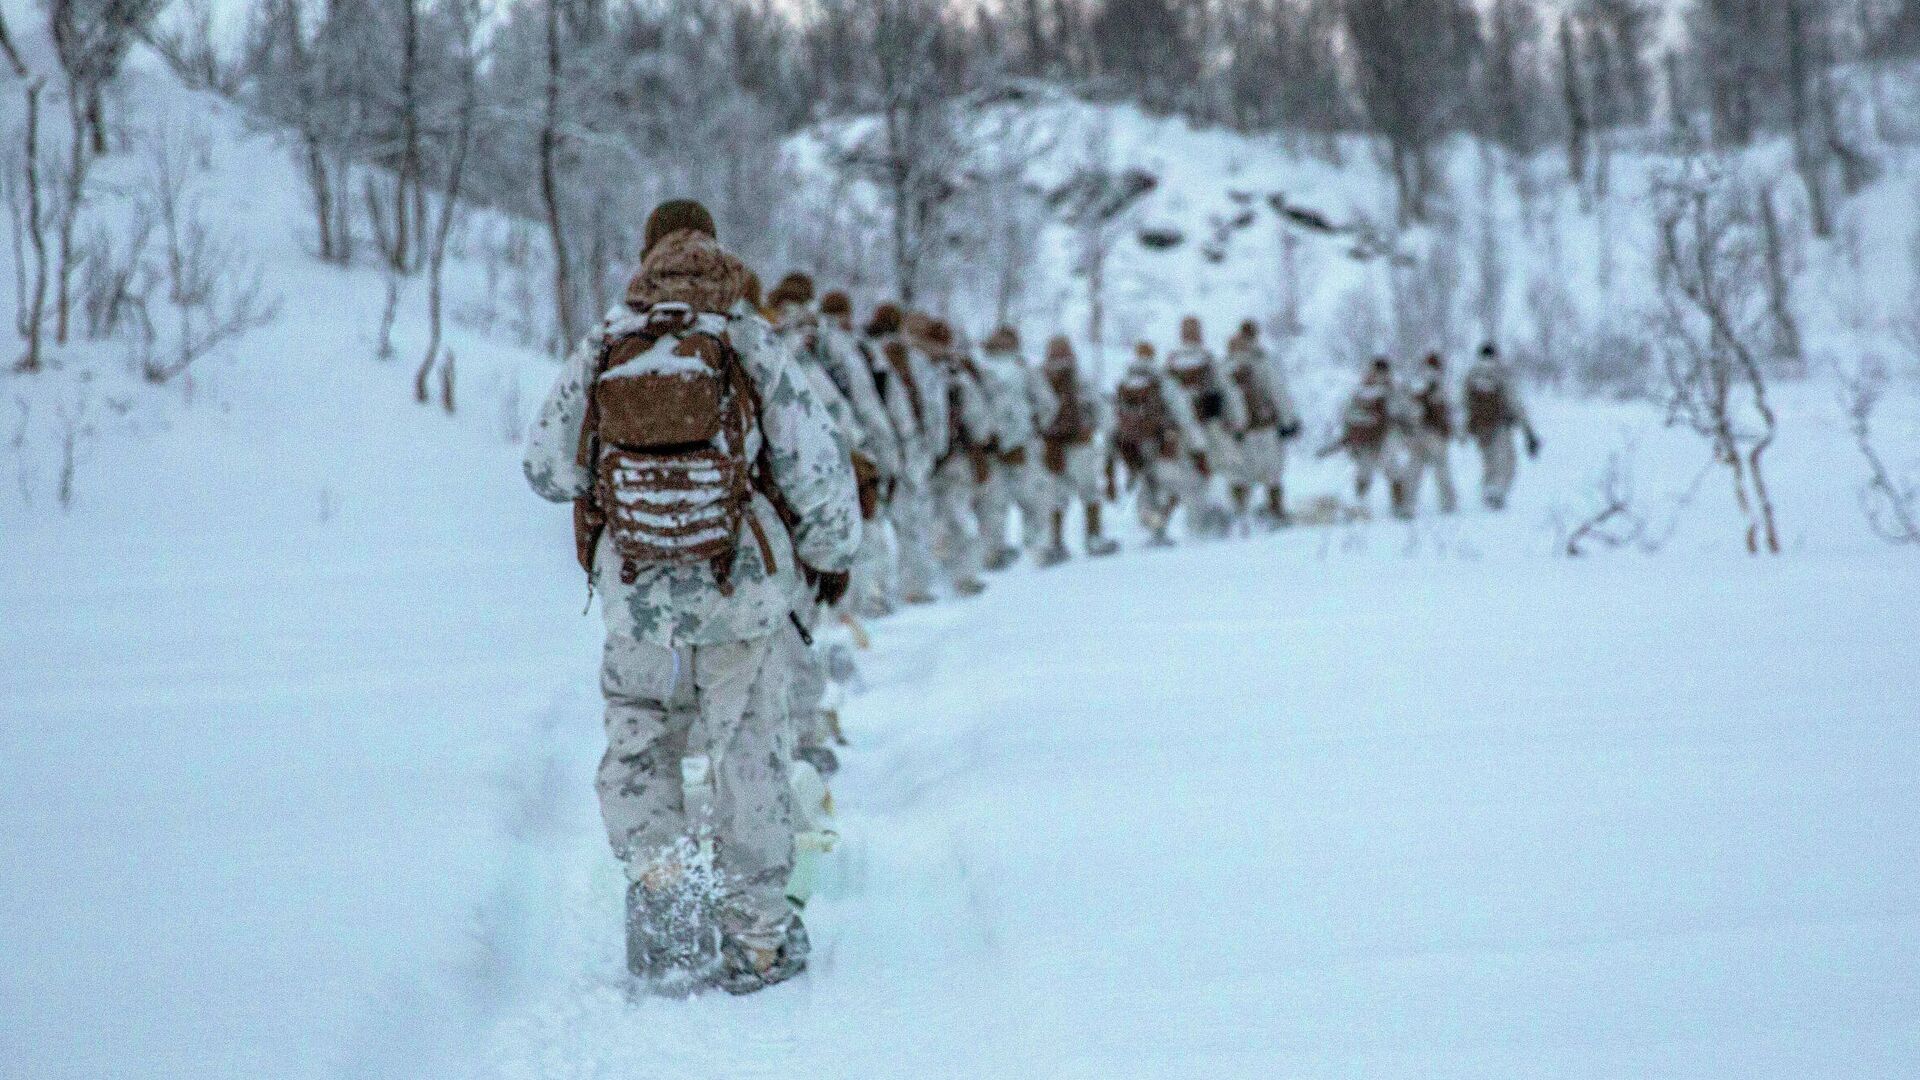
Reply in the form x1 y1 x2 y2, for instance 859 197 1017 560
574 300 780 592
1170 362 1225 423
1343 388 1390 450
1114 375 1173 472
1230 363 1280 432
1042 364 1095 474
1464 373 1510 440
1415 381 1453 438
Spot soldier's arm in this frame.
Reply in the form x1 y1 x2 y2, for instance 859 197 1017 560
738 319 862 572
1026 367 1060 433
831 331 905 473
960 369 994 439
1157 371 1206 445
521 327 603 503
915 353 951 455
1218 361 1251 432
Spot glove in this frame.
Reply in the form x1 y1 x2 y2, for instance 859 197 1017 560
1525 430 1541 459
1279 419 1302 440
815 569 851 608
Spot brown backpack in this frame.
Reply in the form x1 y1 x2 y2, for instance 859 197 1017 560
574 301 780 593
1230 364 1280 432
1115 375 1174 471
1465 377 1509 439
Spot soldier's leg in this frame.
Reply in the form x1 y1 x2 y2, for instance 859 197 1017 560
890 484 938 603
934 465 987 595
1484 431 1518 510
1433 437 1459 514
688 637 800 960
602 634 716 983
1015 457 1054 555
976 464 1016 569
851 514 896 617
1072 447 1120 555
781 615 837 777
599 634 692 866
1353 446 1380 502
1386 434 1418 520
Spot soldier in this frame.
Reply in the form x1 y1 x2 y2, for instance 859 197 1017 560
974 326 1059 569
917 316 992 597
1404 352 1459 515
1322 357 1413 516
863 303 944 606
1462 342 1540 510
522 201 859 995
1221 320 1303 526
767 274 860 781
1037 335 1118 562
817 290 905 617
1161 316 1242 539
1113 342 1181 546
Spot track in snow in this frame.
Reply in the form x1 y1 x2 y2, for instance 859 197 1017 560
468 535 1920 1080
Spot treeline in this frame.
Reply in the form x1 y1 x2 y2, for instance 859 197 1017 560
13 0 1920 364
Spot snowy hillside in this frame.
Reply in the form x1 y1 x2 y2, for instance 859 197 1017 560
5 26 1920 1080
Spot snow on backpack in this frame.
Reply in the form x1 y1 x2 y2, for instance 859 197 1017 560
572 301 780 592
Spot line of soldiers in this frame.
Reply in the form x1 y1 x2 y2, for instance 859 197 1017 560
1322 345 1541 519
524 200 1545 1000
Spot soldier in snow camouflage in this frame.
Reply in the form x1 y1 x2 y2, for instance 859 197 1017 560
523 202 859 994
973 326 1059 568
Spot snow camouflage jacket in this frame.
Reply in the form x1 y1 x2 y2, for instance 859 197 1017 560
1224 341 1301 436
816 323 905 478
976 345 1059 453
1160 347 1247 450
525 301 862 647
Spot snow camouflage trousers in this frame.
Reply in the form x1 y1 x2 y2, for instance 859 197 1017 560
850 513 898 615
976 453 1052 555
1405 429 1458 515
598 633 796 942
1232 427 1288 488
932 457 985 585
1476 429 1519 509
889 483 938 600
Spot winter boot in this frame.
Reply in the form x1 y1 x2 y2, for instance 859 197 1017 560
718 916 810 996
984 546 1020 572
625 843 724 996
1085 503 1120 557
953 577 988 598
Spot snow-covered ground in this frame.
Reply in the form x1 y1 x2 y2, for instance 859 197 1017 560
6 38 1920 1080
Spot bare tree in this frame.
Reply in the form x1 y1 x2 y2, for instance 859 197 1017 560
1 10 26 78
537 0 575 350
1835 356 1920 546
1650 156 1783 555
136 124 279 384
418 0 480 404
49 0 165 156
10 80 52 373
1342 0 1480 225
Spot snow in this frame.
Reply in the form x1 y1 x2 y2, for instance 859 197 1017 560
4 31 1920 1080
